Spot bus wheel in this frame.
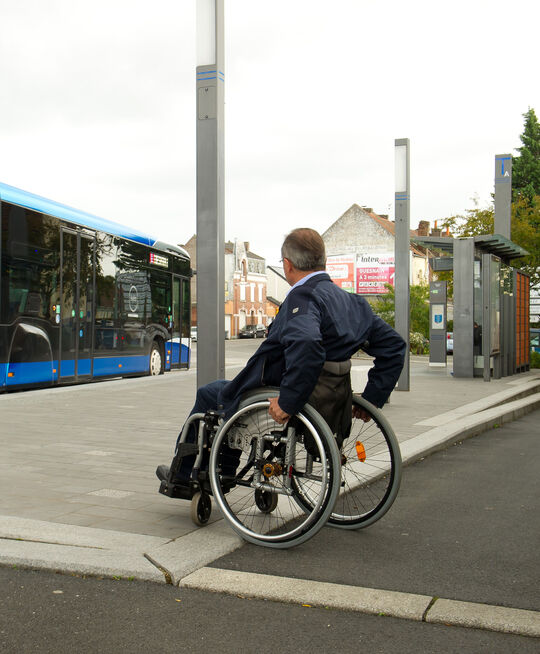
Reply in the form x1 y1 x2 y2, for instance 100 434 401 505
149 341 163 375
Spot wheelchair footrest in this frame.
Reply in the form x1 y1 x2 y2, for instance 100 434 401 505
158 479 194 500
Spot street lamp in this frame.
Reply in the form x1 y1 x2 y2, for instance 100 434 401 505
196 0 225 387
197 0 216 66
394 138 410 391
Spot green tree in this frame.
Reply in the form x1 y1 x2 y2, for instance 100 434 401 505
439 199 540 287
440 199 493 237
371 284 430 341
512 108 540 201
439 105 540 289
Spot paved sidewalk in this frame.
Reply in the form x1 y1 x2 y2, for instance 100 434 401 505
1 354 539 637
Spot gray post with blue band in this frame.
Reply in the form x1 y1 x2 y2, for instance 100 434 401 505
494 154 512 240
196 0 225 387
394 138 410 391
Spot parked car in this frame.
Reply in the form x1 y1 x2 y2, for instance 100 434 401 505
239 324 266 339
531 328 540 353
190 326 197 342
446 331 453 354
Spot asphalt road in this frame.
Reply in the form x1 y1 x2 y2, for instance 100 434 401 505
213 412 539 612
1 565 538 654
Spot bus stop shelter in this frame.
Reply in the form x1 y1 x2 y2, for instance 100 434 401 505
414 235 530 381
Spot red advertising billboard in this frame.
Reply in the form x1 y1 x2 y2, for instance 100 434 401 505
326 255 355 293
356 253 395 295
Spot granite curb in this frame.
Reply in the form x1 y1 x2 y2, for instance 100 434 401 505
180 567 540 638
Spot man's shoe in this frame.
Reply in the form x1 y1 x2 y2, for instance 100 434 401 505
156 465 170 482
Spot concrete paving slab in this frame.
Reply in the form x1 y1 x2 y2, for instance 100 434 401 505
0 539 164 583
0 515 167 552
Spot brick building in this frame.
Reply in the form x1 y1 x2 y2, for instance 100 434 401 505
181 235 269 338
225 239 269 337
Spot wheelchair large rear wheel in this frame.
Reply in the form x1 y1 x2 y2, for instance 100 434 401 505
293 395 401 529
208 395 341 548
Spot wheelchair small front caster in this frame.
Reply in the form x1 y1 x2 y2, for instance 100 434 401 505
254 488 278 513
191 491 212 526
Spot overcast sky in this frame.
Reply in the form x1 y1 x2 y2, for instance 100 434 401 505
1 0 539 265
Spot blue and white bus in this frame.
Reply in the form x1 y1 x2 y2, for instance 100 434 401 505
0 182 191 391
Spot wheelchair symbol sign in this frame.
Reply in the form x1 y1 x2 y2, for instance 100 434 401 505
431 304 445 330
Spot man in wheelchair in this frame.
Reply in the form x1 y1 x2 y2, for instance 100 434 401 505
156 227 405 492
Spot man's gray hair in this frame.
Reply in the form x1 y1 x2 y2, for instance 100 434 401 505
281 228 326 271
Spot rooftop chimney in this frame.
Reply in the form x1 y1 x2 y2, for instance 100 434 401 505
417 220 430 236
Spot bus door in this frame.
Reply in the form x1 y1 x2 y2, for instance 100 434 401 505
171 275 189 367
59 230 95 380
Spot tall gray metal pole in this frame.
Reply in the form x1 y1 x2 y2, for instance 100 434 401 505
394 138 410 391
196 0 225 387
453 238 475 378
494 154 512 239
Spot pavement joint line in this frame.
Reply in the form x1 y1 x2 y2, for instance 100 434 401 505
0 536 105 550
422 596 438 621
143 553 173 585
180 567 540 638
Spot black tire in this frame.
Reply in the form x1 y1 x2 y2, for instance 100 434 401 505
191 491 212 526
254 488 278 513
293 395 401 529
208 391 341 549
149 341 163 376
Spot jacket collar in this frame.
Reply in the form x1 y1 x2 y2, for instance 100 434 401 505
301 272 332 288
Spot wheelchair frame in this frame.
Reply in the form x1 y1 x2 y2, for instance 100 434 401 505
158 389 402 549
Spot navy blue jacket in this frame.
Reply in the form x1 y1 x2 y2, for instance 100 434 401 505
219 273 406 415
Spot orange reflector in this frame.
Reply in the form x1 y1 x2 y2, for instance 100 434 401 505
8 372 14 377
118 364 122 368
53 369 57 373
355 441 366 462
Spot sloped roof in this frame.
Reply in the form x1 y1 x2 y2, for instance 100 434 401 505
267 265 287 280
324 204 427 257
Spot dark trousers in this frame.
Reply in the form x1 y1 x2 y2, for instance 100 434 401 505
172 379 228 481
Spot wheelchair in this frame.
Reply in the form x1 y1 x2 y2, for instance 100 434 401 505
157 388 401 549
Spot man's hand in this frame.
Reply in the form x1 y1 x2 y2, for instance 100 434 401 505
268 397 290 424
352 405 372 423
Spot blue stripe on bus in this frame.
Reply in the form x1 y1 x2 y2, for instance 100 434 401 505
1 348 191 387
167 341 190 365
1 355 150 386
92 355 150 376
60 359 75 377
3 361 57 386
167 341 189 366
0 182 157 247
